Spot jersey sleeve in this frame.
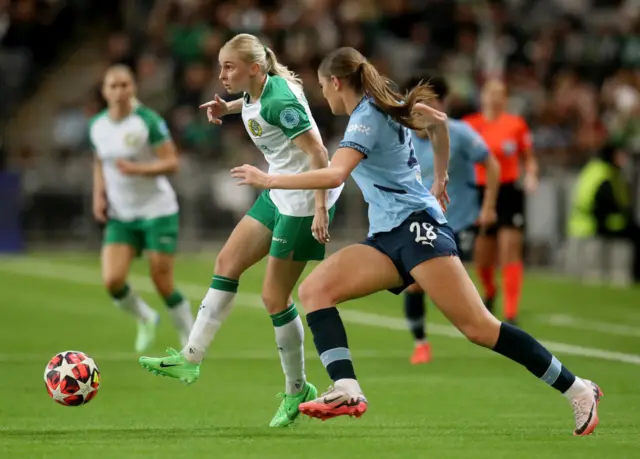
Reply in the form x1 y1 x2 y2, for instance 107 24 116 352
339 109 377 157
458 122 489 163
516 116 532 155
260 94 312 140
137 106 172 146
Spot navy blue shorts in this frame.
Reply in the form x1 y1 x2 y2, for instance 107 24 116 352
454 226 476 262
360 211 459 295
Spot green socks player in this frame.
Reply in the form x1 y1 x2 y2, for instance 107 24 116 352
139 275 317 427
110 284 193 353
269 303 317 427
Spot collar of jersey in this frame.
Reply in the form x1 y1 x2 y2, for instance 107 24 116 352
243 74 270 106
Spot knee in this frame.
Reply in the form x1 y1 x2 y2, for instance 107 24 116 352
214 249 240 279
458 316 501 348
103 273 127 294
261 290 290 315
405 283 423 294
298 277 336 312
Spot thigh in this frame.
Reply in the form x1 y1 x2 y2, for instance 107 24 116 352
101 243 136 284
498 227 523 264
270 205 336 262
299 244 403 311
104 219 144 255
144 213 180 255
215 215 273 278
410 255 500 345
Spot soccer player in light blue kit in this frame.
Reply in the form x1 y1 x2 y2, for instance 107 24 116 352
231 47 602 436
402 76 500 365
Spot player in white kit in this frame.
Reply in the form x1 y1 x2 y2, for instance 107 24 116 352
139 34 343 428
90 65 194 353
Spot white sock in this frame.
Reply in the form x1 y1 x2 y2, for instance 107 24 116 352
182 282 237 363
113 286 156 322
168 299 194 347
272 305 306 395
563 377 590 400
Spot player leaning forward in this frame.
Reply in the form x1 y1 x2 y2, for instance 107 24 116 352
139 34 343 427
90 65 194 352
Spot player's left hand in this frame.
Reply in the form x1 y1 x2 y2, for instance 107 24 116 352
116 159 142 175
231 164 270 188
524 172 538 194
430 175 450 212
312 207 330 244
413 103 448 127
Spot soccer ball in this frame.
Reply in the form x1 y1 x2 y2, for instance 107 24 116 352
44 351 100 406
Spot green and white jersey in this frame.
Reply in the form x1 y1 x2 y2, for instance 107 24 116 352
89 104 178 221
241 75 343 217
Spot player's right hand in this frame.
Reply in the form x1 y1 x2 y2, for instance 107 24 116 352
93 196 107 223
199 95 228 125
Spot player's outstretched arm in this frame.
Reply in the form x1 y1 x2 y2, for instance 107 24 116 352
293 129 331 243
231 147 363 190
199 95 242 125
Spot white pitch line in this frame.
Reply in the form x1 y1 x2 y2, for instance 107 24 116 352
540 314 640 338
2 258 640 366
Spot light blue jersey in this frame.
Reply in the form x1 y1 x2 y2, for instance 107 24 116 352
339 97 447 236
411 119 489 233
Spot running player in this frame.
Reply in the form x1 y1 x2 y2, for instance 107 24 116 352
402 75 500 364
91 65 194 353
231 47 602 436
138 34 343 428
463 79 538 325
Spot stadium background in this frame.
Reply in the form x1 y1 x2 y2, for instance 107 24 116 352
1 0 639 268
1 1 640 458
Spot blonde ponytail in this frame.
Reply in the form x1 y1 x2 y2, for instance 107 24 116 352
264 46 303 87
223 33 303 88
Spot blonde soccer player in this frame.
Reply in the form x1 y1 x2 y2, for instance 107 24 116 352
139 34 343 428
91 65 194 353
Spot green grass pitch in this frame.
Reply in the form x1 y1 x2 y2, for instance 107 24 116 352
1 253 639 458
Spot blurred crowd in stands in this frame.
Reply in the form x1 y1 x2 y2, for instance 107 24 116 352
1 0 640 239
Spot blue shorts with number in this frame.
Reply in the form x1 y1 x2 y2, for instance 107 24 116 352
360 211 459 295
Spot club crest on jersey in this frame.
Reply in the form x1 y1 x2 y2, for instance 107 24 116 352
248 119 263 137
279 108 300 129
502 140 517 156
124 133 141 147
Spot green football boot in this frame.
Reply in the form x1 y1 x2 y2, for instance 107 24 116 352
269 381 318 427
138 348 200 385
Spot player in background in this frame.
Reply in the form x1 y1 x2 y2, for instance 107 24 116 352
90 65 194 353
139 34 343 428
463 80 538 325
232 47 602 436
402 75 500 364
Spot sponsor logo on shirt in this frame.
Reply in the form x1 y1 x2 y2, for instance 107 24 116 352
124 133 142 147
346 123 371 135
248 119 263 137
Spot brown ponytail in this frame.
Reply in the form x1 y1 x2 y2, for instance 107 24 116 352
319 47 435 130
